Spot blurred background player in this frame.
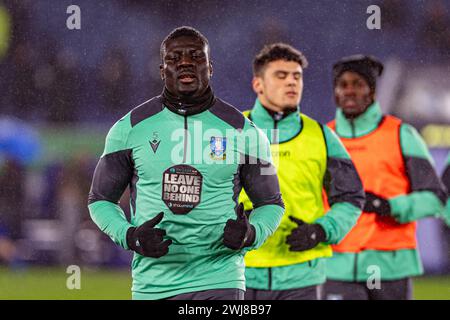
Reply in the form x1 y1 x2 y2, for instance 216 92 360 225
88 26 284 300
324 55 448 300
239 43 365 300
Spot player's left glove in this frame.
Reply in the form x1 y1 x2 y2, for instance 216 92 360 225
364 192 391 216
223 203 256 250
286 217 326 252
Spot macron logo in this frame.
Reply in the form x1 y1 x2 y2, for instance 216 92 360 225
150 139 161 153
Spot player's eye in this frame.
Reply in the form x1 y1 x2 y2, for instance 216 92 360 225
166 53 179 61
355 81 364 88
337 82 347 89
275 72 287 79
192 51 205 59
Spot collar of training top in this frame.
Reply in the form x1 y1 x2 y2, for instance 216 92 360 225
335 101 383 138
161 86 216 116
263 105 298 121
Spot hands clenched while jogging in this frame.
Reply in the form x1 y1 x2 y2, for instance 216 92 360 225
126 212 172 258
286 217 326 252
364 192 391 216
223 203 256 250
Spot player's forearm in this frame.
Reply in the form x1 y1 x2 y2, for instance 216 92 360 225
392 156 446 222
319 127 364 244
388 191 445 223
442 163 450 226
88 200 133 249
443 200 450 227
239 155 285 249
322 125 366 210
248 204 284 249
442 164 450 192
396 124 446 224
88 125 135 250
316 202 361 244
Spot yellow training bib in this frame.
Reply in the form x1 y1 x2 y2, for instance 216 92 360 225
240 112 332 267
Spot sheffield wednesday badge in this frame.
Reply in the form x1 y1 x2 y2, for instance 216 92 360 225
210 136 226 160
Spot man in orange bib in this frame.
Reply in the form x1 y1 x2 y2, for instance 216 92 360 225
324 55 447 300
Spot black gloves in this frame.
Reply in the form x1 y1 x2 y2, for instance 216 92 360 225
286 217 326 252
223 203 256 250
364 192 391 215
126 212 172 258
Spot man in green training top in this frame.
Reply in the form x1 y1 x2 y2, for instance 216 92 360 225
324 55 447 300
88 26 285 300
239 43 365 300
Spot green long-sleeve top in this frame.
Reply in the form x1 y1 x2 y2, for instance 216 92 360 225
327 102 447 281
244 99 365 290
88 96 285 299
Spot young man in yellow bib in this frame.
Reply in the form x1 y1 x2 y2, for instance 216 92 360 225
239 43 365 300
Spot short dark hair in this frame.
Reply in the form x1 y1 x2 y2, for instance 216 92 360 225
160 26 210 61
253 43 308 76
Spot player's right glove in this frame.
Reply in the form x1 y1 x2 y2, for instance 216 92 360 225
126 212 172 258
364 192 391 216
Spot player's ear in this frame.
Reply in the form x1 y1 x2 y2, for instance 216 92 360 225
370 89 376 101
159 64 164 81
208 61 213 78
252 76 263 95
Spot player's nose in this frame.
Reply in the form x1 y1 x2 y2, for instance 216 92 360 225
343 85 357 96
178 53 194 67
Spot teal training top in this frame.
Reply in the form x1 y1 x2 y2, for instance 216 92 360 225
327 102 447 281
244 99 364 290
88 96 285 299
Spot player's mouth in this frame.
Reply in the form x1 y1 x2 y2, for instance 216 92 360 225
178 73 197 84
286 91 298 98
342 98 358 108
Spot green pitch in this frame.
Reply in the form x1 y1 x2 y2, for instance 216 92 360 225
0 266 449 300
0 267 132 300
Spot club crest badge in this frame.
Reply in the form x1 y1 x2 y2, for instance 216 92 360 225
210 136 226 160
